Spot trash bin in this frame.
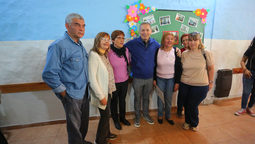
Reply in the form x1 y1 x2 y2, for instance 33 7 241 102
214 69 233 98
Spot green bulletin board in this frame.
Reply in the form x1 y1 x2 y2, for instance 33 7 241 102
137 9 205 48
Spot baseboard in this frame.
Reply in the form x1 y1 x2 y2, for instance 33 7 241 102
1 108 178 131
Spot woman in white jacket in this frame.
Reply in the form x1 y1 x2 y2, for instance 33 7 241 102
88 32 117 144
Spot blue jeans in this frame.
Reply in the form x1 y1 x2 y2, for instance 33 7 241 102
156 77 174 119
179 82 208 127
241 71 255 109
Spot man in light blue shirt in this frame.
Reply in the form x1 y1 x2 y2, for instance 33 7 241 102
42 13 92 144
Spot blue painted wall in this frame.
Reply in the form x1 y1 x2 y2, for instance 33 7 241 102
0 0 254 41
0 0 215 41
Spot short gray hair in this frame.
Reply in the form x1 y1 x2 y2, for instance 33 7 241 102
65 13 84 24
139 22 151 31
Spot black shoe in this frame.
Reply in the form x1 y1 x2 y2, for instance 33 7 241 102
166 119 174 125
120 118 131 126
114 121 122 130
106 133 117 140
177 111 183 118
158 118 163 124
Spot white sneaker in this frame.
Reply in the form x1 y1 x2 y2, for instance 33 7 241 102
192 126 199 132
183 123 190 130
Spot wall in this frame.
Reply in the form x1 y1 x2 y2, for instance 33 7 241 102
0 0 254 127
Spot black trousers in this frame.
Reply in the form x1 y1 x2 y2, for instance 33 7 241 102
110 80 128 122
61 88 90 144
0 130 8 144
96 95 111 144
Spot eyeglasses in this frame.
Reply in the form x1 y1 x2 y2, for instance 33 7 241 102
101 38 111 43
116 37 125 40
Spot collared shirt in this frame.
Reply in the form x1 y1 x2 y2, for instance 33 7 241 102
42 32 89 99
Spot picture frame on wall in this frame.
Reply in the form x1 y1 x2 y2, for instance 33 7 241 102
188 17 199 27
159 15 171 26
143 14 156 24
180 24 189 33
151 25 160 34
163 31 179 44
175 13 185 23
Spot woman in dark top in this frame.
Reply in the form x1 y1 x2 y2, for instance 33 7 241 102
235 37 255 117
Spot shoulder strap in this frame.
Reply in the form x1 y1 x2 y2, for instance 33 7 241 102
201 49 208 71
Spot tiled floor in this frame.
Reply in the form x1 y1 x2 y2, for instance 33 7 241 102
3 98 255 144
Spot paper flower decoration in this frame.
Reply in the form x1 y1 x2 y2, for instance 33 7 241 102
151 7 156 11
124 1 157 38
133 15 140 22
200 8 208 19
128 6 138 17
132 2 140 9
195 9 201 16
136 10 141 15
145 9 149 13
193 8 210 26
126 15 133 22
128 21 136 27
131 25 138 31
139 3 145 10
201 18 207 24
141 9 146 14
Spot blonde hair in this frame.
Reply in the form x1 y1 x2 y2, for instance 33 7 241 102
160 32 175 50
188 32 205 50
90 32 110 56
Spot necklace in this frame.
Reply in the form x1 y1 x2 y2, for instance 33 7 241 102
164 50 171 57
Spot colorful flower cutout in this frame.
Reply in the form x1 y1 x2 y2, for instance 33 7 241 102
141 9 146 14
201 18 207 24
133 15 140 22
128 21 136 27
126 15 133 22
131 25 138 31
139 3 145 10
151 7 156 11
132 2 140 9
200 8 208 19
195 9 201 16
193 8 210 26
128 6 138 17
125 0 157 38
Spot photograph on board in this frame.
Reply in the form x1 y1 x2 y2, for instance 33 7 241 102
159 15 171 26
175 13 185 23
180 24 189 33
143 14 156 24
188 17 199 27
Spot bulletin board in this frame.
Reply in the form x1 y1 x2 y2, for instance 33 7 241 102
136 9 205 48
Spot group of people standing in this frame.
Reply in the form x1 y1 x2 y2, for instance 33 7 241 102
42 12 217 144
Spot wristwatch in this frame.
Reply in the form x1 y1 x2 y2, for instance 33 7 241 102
209 81 213 83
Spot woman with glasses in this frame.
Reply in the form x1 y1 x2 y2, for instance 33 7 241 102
177 33 189 118
234 37 255 117
89 32 117 144
180 34 189 53
108 30 131 130
153 32 182 125
179 32 214 132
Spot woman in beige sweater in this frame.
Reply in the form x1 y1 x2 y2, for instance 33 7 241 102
89 32 117 144
179 32 214 132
